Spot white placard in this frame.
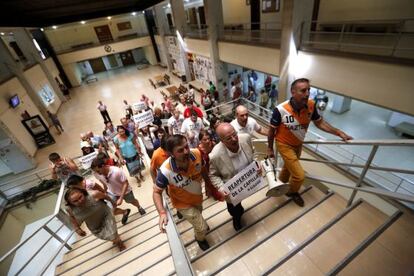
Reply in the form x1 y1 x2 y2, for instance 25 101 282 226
79 151 98 170
132 102 147 111
223 161 265 205
133 110 154 129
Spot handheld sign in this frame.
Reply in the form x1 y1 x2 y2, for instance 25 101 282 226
79 151 98 170
222 161 265 205
132 102 147 112
133 110 154 129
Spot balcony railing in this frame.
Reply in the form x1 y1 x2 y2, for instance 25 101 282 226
299 18 414 60
219 22 282 46
53 31 149 54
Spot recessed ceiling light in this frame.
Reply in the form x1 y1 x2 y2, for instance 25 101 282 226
107 16 112 20
80 21 86 24
52 25 57 29
131 12 136 16
40 28 44 32
0 32 4 35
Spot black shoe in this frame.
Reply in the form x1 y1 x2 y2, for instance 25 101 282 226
138 206 146 215
196 239 210 251
286 192 305 207
121 209 131 225
232 217 243 231
177 211 183 219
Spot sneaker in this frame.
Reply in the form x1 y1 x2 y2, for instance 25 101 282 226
138 206 146 215
177 211 183 219
286 192 305 207
196 239 210 251
121 209 131 225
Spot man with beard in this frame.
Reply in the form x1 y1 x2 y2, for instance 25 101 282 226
153 135 210 250
267 78 352 207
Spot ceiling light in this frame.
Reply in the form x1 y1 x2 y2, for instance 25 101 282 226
40 28 44 32
167 3 171 8
131 12 136 16
107 16 112 20
80 21 86 24
9 32 13 35
52 25 57 29
142 11 145 14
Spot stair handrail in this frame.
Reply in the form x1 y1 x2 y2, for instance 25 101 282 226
0 181 71 266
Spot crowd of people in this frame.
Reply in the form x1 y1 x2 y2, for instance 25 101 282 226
48 76 352 252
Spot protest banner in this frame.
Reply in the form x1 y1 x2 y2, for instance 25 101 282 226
222 161 265 205
79 151 98 170
133 110 154 129
132 102 146 111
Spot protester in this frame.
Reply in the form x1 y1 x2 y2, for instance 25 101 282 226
113 125 145 184
97 101 111 123
168 109 184 135
181 109 204 137
47 111 64 135
231 105 268 136
65 187 126 251
153 135 211 250
48 152 79 183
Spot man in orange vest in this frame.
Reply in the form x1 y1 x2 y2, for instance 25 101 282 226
267 78 352 207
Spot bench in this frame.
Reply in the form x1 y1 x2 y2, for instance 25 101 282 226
394 122 414 137
85 76 98 84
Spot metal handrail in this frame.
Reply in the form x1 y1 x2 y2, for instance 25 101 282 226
0 182 69 264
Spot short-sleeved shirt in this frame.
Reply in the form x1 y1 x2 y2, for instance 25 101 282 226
168 115 184 135
150 148 169 178
181 117 204 137
156 149 204 209
97 104 107 112
231 117 261 136
183 106 203 118
270 98 320 146
94 166 131 196
114 134 137 158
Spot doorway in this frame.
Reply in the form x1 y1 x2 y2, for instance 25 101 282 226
89 58 106 73
166 13 174 27
250 0 260 30
198 7 206 25
120 51 135 66
94 25 113 43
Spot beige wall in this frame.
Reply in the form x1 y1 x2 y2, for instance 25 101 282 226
0 77 44 156
185 38 210 58
57 36 153 65
143 45 158 65
62 63 82 87
218 42 280 75
222 0 283 26
45 14 148 52
23 65 62 114
318 0 414 22
297 51 414 115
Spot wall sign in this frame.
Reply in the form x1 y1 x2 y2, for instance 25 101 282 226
104 45 112 53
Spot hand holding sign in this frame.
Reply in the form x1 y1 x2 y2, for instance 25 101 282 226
222 161 265 205
133 110 154 129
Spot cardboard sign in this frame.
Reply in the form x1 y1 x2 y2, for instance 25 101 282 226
132 102 147 111
133 110 154 129
79 151 98 170
222 161 265 205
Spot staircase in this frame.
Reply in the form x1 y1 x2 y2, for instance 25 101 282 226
53 180 414 275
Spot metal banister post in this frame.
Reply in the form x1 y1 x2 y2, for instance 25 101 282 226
347 145 378 206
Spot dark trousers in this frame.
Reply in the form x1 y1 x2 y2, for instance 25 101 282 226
226 202 244 221
100 110 111 123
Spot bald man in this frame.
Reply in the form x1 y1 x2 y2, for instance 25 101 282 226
231 105 268 136
208 123 255 231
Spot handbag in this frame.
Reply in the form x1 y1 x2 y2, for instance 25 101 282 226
125 155 145 176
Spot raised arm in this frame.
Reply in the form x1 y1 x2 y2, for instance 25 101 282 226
313 118 353 141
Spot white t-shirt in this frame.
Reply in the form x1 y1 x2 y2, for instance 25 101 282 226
97 104 107 112
168 115 184 135
231 117 261 136
226 146 249 174
181 117 204 137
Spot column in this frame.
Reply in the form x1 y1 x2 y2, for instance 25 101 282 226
0 39 52 125
154 4 173 71
278 0 314 102
170 0 192 82
13 28 66 102
203 0 226 94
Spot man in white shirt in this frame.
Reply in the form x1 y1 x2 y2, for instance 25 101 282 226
231 105 268 136
97 100 111 123
168 110 184 135
181 110 204 137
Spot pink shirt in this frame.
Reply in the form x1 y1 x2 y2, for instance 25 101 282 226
94 166 131 196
